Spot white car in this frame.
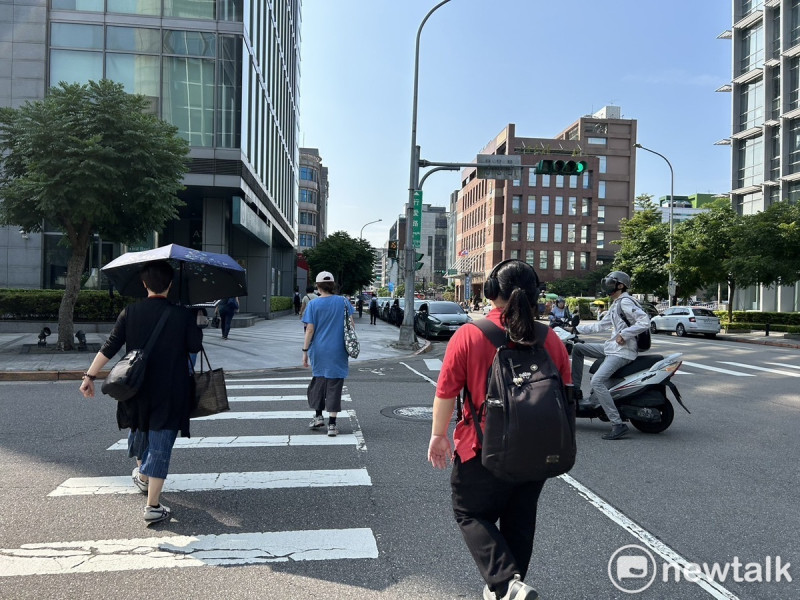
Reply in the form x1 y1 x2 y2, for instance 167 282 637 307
650 306 721 338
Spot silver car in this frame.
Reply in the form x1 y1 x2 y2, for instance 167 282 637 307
650 306 721 338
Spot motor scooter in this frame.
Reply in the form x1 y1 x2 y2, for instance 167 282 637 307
553 320 689 434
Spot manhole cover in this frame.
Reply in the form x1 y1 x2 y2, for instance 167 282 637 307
21 343 101 354
381 405 433 421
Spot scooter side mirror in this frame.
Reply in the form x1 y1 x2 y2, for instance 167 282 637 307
570 314 581 327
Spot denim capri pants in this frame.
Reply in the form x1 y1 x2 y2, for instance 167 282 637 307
127 429 178 480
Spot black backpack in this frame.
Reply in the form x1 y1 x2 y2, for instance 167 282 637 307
617 298 651 351
462 320 576 482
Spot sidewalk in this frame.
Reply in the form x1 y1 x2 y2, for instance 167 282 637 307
0 313 428 381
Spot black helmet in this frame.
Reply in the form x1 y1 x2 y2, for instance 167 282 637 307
556 297 566 305
601 271 631 294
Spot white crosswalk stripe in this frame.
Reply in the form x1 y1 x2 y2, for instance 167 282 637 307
0 528 379 577
717 361 800 377
671 361 754 377
423 358 442 371
31 376 377 577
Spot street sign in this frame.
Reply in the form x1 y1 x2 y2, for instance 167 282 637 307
412 190 422 248
668 280 677 296
388 282 395 293
476 154 522 180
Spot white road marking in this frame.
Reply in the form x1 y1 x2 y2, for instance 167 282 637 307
226 377 312 382
764 361 800 370
561 474 740 600
49 468 372 497
194 410 350 421
347 409 367 453
681 361 754 377
226 383 308 389
717 361 800 377
0 528 379 576
227 395 352 402
400 361 438 386
108 434 359 450
423 358 443 371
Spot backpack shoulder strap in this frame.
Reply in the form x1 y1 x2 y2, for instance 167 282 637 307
472 319 507 348
617 297 640 327
532 320 550 347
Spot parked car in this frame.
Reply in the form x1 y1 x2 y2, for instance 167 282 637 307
650 306 721 338
414 301 472 338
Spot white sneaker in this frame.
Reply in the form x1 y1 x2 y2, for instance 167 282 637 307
327 423 338 437
308 415 325 429
131 467 148 494
499 575 539 600
143 503 171 526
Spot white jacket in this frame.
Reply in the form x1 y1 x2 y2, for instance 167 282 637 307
576 293 651 360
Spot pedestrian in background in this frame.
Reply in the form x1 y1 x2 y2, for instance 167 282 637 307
300 285 316 331
301 271 354 437
356 296 364 318
369 296 379 325
79 260 203 525
428 259 572 600
293 288 302 315
215 296 238 340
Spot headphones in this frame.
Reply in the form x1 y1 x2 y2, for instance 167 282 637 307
483 259 517 301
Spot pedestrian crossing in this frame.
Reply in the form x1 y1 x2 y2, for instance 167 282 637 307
0 375 378 577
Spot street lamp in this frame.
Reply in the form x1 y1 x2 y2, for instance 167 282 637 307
634 143 675 307
359 218 382 239
399 0 453 350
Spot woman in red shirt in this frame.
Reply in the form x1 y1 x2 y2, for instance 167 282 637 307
428 260 572 600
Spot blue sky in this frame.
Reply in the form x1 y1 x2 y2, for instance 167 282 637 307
298 0 732 249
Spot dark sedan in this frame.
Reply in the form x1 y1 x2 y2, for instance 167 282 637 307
414 301 472 338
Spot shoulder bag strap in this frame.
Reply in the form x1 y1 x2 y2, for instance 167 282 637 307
142 306 172 358
460 319 507 444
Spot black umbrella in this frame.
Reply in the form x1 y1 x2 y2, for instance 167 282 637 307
101 244 247 305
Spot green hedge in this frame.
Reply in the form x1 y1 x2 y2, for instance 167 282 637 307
270 296 292 312
721 321 800 334
0 289 134 321
567 297 595 320
715 310 800 325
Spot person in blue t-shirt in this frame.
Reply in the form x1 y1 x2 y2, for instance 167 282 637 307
301 271 355 437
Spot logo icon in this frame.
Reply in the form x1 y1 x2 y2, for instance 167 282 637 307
608 544 657 594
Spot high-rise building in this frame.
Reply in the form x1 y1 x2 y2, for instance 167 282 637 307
722 0 800 311
452 109 636 301
0 1 301 314
298 148 328 251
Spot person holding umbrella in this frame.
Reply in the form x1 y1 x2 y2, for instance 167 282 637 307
79 260 203 525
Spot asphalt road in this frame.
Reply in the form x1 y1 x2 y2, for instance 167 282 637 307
0 333 798 599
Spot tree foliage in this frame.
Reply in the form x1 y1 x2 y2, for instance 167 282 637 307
0 80 190 348
302 231 376 296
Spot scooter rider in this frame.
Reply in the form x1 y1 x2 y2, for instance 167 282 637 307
548 297 571 328
571 271 651 440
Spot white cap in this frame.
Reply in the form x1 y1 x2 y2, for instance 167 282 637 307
315 271 335 283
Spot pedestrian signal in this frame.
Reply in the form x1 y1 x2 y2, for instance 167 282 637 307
534 159 588 175
415 252 424 271
388 240 398 259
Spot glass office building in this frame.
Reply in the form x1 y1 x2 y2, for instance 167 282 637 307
0 0 301 313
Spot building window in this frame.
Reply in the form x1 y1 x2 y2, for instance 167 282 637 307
554 223 562 242
528 168 537 186
51 23 103 49
52 0 103 9
162 56 216 146
300 189 317 205
525 249 535 265
568 196 577 216
555 175 564 188
737 136 764 185
769 127 780 180
581 225 589 244
526 223 535 241
587 137 606 145
512 195 521 214
598 181 606 199
598 205 605 223
581 252 589 270
540 223 549 243
582 198 591 216
737 190 764 214
598 156 607 174
554 196 564 215
553 251 562 270
50 49 103 85
299 233 316 247
787 182 800 203
567 250 575 270
541 196 550 215
582 171 591 189
527 195 536 214
792 0 800 47
740 24 764 75
299 211 316 225
770 68 781 121
539 250 548 270
510 249 520 260
740 78 765 130
511 223 520 242
300 166 317 181
597 231 605 248
541 174 551 187
569 175 577 189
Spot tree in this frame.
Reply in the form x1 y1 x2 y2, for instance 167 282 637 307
303 231 376 296
611 194 670 296
0 80 189 349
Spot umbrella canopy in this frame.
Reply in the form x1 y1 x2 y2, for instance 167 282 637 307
544 293 559 300
101 244 247 305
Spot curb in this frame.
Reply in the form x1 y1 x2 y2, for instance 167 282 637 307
0 369 110 382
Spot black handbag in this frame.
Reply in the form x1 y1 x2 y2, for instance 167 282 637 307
190 347 230 418
101 308 171 402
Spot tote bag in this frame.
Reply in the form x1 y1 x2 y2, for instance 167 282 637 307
190 348 230 418
343 300 360 359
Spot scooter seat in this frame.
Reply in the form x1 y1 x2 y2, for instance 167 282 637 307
588 354 665 377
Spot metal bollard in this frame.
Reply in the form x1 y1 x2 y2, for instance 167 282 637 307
765 323 770 336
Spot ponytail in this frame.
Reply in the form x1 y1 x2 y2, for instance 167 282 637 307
501 287 538 345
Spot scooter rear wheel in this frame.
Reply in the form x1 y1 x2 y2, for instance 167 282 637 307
630 398 675 433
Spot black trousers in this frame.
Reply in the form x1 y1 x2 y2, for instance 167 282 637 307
450 454 546 591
